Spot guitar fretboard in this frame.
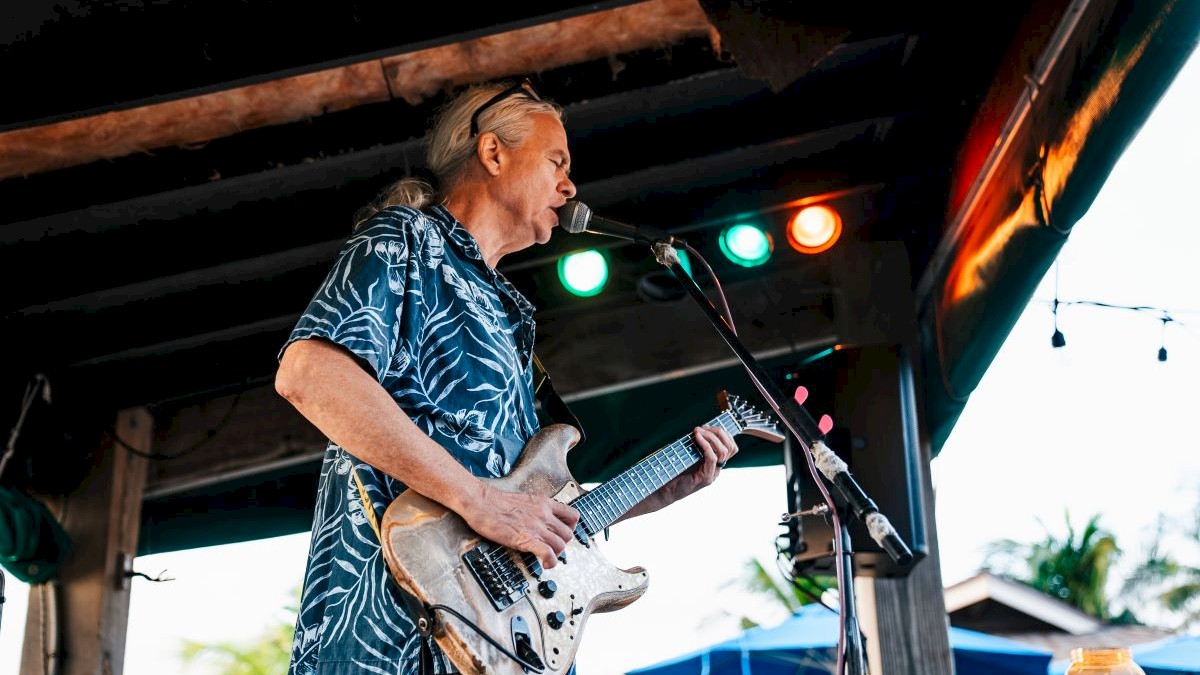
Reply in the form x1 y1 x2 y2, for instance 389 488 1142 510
570 411 740 535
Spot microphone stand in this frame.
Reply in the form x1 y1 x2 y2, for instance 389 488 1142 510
646 239 911 675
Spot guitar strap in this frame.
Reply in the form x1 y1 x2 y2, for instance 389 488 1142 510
532 352 586 445
351 467 442 675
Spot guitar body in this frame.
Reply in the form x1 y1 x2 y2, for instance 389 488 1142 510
380 424 648 675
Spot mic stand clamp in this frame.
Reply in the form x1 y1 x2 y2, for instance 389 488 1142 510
650 239 911 675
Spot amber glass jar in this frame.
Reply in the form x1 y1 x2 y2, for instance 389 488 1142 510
1064 647 1146 675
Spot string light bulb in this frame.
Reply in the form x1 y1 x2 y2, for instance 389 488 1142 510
1050 262 1066 348
1158 315 1170 362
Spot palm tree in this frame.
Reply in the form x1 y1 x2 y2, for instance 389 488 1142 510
724 549 838 629
1121 502 1200 630
983 511 1120 621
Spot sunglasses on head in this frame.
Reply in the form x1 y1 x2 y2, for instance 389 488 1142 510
469 79 542 137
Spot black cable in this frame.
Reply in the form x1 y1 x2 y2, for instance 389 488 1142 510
774 541 838 615
426 604 545 673
682 241 737 335
1038 298 1197 342
788 575 836 612
110 392 243 461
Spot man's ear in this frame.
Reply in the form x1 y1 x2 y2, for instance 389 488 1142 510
476 132 503 177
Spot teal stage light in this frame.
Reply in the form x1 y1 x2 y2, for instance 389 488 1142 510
719 221 773 267
558 249 609 297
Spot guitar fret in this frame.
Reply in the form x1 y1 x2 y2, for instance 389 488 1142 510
567 410 765 533
629 465 645 500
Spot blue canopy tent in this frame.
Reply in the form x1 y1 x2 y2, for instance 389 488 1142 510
627 604 1052 675
1047 634 1200 675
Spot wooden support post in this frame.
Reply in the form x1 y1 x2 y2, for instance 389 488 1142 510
829 243 954 674
849 348 953 675
861 422 954 675
20 407 151 675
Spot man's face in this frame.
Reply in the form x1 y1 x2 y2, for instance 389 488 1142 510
494 112 576 249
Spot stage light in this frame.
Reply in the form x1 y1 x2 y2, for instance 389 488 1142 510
719 221 772 267
787 204 842 254
558 249 608 297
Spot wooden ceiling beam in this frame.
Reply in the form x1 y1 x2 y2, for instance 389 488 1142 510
0 0 716 181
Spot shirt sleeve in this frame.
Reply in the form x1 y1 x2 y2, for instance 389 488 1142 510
279 208 422 381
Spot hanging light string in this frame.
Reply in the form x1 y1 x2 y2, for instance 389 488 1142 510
1039 297 1199 359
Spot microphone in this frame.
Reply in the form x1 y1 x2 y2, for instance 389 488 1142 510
557 200 681 244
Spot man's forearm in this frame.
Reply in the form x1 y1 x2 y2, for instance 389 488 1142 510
275 338 485 515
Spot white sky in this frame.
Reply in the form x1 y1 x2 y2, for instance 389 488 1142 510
2 43 1197 675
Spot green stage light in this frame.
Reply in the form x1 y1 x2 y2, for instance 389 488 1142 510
558 249 609 297
719 221 773 267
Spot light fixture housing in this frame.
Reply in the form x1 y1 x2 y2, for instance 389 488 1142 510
786 204 842 254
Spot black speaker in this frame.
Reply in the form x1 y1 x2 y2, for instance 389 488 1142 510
782 344 929 578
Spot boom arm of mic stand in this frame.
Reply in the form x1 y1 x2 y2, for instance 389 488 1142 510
651 240 914 567
652 241 883 675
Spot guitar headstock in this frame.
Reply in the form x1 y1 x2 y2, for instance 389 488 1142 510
718 391 786 443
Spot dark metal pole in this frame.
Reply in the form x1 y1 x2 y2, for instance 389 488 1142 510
837 513 869 675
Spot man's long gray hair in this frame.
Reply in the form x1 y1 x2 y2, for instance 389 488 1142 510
354 80 564 229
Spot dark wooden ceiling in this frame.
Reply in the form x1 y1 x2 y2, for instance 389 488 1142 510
0 0 1027 401
2 0 1195 553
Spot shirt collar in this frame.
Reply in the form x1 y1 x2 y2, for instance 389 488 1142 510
428 204 485 263
427 204 537 318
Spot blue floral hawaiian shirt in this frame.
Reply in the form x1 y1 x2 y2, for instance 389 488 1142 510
281 204 541 675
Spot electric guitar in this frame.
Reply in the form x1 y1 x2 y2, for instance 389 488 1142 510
379 391 785 675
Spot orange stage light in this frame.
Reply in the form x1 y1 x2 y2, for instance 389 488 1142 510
786 205 842 254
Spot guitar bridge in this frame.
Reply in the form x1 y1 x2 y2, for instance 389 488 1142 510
463 542 530 611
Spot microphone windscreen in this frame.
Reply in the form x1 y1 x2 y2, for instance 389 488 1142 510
557 200 592 234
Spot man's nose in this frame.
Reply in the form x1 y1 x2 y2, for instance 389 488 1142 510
561 177 576 199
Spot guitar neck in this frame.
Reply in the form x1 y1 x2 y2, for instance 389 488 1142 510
570 411 740 534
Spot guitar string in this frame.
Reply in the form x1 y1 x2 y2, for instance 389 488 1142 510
471 408 768 598
572 411 741 532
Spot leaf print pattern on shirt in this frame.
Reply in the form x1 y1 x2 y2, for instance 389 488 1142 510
284 206 539 675
433 409 493 453
440 264 501 332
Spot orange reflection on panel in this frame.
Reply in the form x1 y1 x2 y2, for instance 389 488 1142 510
945 192 1039 303
944 27 1156 305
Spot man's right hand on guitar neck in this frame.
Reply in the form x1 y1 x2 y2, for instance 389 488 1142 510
461 483 581 570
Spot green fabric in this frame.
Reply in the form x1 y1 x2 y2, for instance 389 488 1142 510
0 486 70 584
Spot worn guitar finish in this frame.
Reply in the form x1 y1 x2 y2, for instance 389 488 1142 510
380 394 782 675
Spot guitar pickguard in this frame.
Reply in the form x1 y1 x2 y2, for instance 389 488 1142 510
381 425 648 675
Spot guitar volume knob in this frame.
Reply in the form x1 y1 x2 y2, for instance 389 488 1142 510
546 611 566 629
538 580 558 598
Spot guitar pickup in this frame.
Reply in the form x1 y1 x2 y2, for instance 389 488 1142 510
573 522 590 548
